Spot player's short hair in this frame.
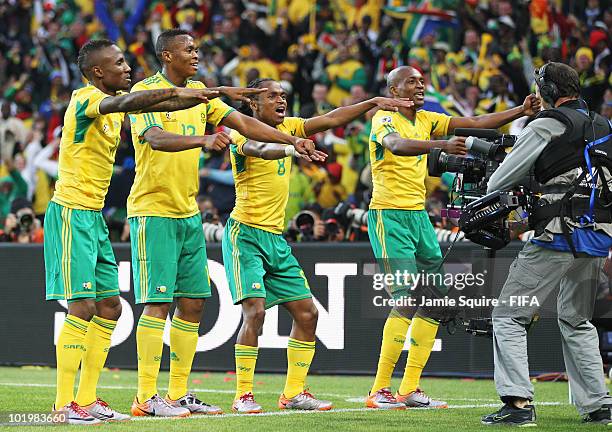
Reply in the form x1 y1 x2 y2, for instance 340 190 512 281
238 78 277 116
545 62 581 99
77 39 115 79
155 29 193 62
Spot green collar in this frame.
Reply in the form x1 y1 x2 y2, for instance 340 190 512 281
397 110 416 125
158 71 187 87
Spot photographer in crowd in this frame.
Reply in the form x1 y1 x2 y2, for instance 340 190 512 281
0 197 43 243
483 63 612 426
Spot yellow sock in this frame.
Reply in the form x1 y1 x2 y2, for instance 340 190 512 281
136 315 165 402
55 315 88 409
168 316 199 400
75 316 117 406
235 344 258 399
371 310 411 394
399 316 439 395
283 338 315 399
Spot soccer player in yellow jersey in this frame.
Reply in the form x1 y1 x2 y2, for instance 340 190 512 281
223 78 412 413
44 39 221 425
365 66 542 409
127 30 320 418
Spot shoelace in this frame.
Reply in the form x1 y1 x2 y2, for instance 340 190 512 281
96 398 113 413
414 389 432 403
300 389 315 399
239 392 255 403
69 402 92 419
153 394 175 408
378 388 396 401
185 392 207 406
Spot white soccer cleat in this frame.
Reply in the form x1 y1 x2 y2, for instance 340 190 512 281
130 394 191 417
165 392 223 415
395 388 448 408
365 388 406 410
232 392 263 414
82 398 130 421
54 401 102 425
278 390 333 410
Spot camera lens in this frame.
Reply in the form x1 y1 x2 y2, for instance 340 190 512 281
19 213 33 229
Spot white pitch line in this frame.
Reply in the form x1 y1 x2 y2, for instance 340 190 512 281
128 405 505 422
126 402 567 423
0 382 565 423
0 382 532 403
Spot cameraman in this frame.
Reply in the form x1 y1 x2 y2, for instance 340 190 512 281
0 197 43 243
483 63 612 426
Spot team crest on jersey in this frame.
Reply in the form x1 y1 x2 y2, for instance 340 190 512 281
164 112 175 121
156 285 167 293
201 113 206 124
252 283 261 290
102 124 110 135
381 116 392 124
82 282 92 290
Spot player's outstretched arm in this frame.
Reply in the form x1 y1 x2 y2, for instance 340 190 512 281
99 88 216 115
303 97 414 135
222 112 326 160
448 94 541 130
241 140 327 162
211 86 267 103
142 127 231 153
382 134 467 156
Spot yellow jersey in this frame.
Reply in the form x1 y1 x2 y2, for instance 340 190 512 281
52 85 123 210
229 117 307 234
369 110 451 210
325 60 365 107
127 72 235 218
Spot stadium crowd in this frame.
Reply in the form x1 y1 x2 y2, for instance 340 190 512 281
0 0 610 243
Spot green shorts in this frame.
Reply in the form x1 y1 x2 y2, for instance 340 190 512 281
129 214 211 304
368 209 444 299
222 218 311 309
44 201 119 301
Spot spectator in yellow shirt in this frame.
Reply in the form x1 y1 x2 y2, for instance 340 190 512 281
323 46 367 107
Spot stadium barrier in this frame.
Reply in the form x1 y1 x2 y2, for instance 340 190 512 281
3 242 603 377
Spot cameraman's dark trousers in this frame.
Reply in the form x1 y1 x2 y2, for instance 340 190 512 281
492 242 612 415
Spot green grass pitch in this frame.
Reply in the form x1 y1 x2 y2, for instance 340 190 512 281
0 366 609 431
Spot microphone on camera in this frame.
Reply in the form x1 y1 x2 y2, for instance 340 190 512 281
454 128 500 139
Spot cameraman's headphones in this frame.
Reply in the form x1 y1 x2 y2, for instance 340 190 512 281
534 63 559 105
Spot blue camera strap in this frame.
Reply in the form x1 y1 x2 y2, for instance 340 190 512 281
583 132 612 224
